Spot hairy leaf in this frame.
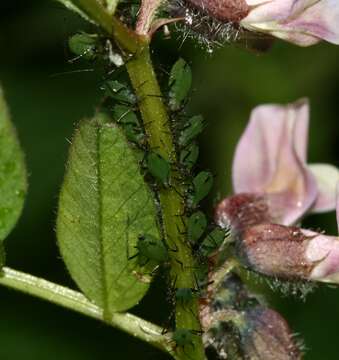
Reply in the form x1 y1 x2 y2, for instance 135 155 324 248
0 87 27 244
57 114 160 315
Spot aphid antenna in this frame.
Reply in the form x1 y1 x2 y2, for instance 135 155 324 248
49 68 95 78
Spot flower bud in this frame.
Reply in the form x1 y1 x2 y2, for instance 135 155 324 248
241 306 301 360
215 193 271 233
239 223 339 283
186 0 250 22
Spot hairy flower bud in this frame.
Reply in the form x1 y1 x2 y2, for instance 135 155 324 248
215 193 271 233
186 0 250 22
241 306 301 360
239 223 339 283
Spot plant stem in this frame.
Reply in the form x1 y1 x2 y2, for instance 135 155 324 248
126 47 205 360
0 267 176 356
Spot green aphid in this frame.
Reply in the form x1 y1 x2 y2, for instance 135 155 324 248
176 287 196 304
180 143 199 170
134 234 169 267
168 58 192 111
172 328 195 349
68 33 98 60
187 211 207 244
146 152 171 185
179 115 205 147
112 104 144 144
104 80 136 105
190 171 213 207
200 227 226 257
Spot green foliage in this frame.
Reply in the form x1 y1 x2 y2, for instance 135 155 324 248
187 211 207 244
57 114 160 315
0 87 27 245
169 59 192 111
179 115 205 147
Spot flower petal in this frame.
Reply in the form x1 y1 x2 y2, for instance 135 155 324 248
306 233 339 283
242 0 339 46
232 99 317 225
308 164 339 213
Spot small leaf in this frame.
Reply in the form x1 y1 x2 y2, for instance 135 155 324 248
57 114 160 315
169 59 192 111
0 87 27 243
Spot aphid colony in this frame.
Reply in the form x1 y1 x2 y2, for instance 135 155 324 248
68 33 233 355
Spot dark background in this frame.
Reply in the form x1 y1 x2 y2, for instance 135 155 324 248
0 1 338 359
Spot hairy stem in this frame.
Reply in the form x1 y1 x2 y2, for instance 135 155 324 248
0 267 176 356
126 47 205 359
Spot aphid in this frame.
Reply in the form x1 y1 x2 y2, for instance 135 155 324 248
187 211 207 244
128 234 169 268
68 33 98 61
168 58 192 111
111 104 145 144
146 152 171 186
103 80 137 106
179 115 205 147
189 171 213 207
172 328 202 350
199 227 227 257
68 33 124 66
179 142 199 171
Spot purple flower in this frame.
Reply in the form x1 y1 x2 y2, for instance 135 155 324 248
241 0 339 46
218 99 338 228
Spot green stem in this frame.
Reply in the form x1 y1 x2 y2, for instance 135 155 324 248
126 47 205 360
0 267 176 357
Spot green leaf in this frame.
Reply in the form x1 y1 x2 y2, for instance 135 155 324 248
169 59 192 111
0 87 27 243
57 114 160 315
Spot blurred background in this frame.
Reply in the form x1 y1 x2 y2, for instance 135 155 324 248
0 1 338 359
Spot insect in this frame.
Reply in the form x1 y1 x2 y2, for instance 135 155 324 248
68 32 124 66
179 115 206 147
189 171 214 207
187 210 207 245
128 234 169 269
146 152 171 186
171 328 204 357
180 142 199 171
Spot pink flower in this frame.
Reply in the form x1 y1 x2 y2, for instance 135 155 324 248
218 99 338 228
241 0 339 46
